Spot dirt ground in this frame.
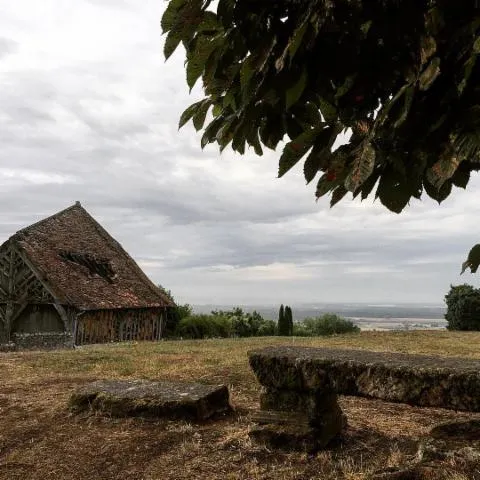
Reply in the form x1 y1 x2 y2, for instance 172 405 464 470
1 333 480 479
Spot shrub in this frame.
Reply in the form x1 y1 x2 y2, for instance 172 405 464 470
211 308 274 337
257 319 276 336
292 322 313 337
300 313 360 336
157 284 193 337
445 284 480 331
176 314 232 339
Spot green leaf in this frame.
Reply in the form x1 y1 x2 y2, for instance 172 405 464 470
303 127 334 184
222 91 236 110
318 98 337 124
474 36 480 54
330 185 348 207
192 100 211 130
375 169 411 213
344 142 376 192
315 173 338 199
216 115 237 151
278 127 320 178
426 153 461 189
201 116 224 148
295 102 323 128
458 55 477 95
187 35 221 90
303 145 326 184
246 126 263 156
462 244 480 274
164 30 183 60
288 21 309 60
334 74 357 100
358 169 380 200
232 130 246 154
179 100 206 129
423 178 452 203
419 57 441 91
259 116 285 150
420 35 437 65
240 55 256 91
286 69 308 109
454 131 480 162
217 0 234 27
161 0 188 32
393 86 415 128
197 11 221 33
212 103 223 117
451 168 470 189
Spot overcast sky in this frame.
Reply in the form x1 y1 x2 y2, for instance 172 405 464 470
0 1 478 306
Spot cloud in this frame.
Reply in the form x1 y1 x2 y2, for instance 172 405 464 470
0 0 478 307
0 37 17 58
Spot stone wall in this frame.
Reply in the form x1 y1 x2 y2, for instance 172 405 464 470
10 332 74 351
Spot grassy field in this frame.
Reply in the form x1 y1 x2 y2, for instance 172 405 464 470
1 331 480 480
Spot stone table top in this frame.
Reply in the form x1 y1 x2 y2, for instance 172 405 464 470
248 346 480 411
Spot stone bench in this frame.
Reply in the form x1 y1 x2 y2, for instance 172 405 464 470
248 347 480 451
69 379 232 420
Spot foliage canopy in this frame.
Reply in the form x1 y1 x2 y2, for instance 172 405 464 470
444 284 480 331
162 0 480 212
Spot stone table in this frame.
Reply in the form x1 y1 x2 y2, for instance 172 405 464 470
247 346 480 451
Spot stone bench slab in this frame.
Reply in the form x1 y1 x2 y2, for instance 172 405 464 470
69 379 231 420
248 347 480 411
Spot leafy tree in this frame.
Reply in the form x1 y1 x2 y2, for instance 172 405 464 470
278 304 289 336
177 314 233 338
162 1 480 213
211 307 272 336
284 305 294 336
157 284 193 337
302 313 360 335
444 284 480 331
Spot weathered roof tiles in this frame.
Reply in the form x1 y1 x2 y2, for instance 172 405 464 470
2 203 174 311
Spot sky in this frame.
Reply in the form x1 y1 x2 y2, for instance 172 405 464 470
0 0 478 306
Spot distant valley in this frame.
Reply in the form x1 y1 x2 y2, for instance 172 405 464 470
193 303 447 331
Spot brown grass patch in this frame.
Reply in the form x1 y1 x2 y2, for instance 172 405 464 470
1 332 480 479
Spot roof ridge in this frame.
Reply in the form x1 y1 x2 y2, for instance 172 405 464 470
76 208 174 307
15 202 82 237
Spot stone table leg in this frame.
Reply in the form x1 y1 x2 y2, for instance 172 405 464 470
249 388 346 452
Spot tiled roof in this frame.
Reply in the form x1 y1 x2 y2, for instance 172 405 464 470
7 203 174 310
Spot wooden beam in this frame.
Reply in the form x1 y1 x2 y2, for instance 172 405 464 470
10 303 28 324
52 303 70 332
14 247 64 304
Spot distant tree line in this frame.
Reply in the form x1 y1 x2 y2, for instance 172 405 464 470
158 286 360 339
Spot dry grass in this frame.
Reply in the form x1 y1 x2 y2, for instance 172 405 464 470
1 331 480 479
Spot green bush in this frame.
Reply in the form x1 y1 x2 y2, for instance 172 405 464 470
257 319 276 336
299 313 360 336
445 284 480 331
157 284 193 337
211 308 275 337
292 322 313 337
176 314 232 339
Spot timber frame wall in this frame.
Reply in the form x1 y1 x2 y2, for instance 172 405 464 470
0 242 70 343
74 308 166 345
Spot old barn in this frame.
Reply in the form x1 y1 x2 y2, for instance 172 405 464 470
0 202 174 348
